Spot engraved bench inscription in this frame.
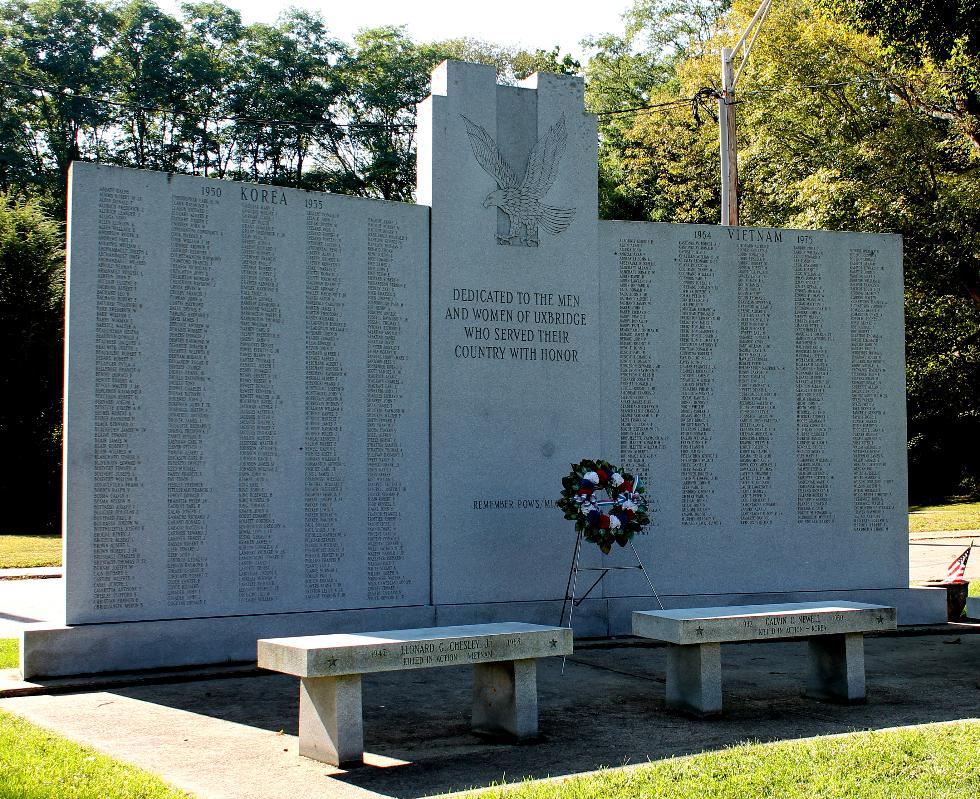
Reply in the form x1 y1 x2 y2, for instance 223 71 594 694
258 622 572 766
632 601 896 716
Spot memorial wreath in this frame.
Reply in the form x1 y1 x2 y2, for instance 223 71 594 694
557 459 650 554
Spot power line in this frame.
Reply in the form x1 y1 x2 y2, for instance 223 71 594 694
593 97 697 117
740 75 903 96
587 75 903 122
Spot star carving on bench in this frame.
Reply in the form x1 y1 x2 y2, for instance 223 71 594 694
875 615 884 624
550 638 558 648
325 657 338 669
695 625 705 637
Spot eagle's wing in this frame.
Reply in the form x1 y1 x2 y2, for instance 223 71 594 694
461 115 519 189
520 113 567 200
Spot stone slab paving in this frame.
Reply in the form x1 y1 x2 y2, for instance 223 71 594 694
1 633 977 799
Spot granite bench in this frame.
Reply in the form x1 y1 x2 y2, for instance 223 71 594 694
258 622 572 766
632 601 897 716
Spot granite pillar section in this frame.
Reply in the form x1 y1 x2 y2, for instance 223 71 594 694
471 658 538 738
298 674 364 767
665 642 722 716
806 632 866 703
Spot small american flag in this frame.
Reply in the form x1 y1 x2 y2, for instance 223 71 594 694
945 543 973 582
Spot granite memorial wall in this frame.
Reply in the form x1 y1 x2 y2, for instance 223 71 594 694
599 223 909 602
22 60 942 678
64 165 429 625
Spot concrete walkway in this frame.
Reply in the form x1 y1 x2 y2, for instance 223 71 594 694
1 633 977 799
0 574 63 636
0 538 977 797
0 566 61 579
908 532 977 584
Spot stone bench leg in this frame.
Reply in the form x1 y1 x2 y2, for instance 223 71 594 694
807 632 866 703
666 643 722 716
472 658 538 738
298 674 364 767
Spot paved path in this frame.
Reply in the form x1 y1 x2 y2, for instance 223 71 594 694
909 532 977 584
0 576 63 636
0 567 61 579
1 634 977 799
0 538 977 797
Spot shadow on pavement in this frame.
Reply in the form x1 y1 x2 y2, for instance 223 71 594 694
101 634 979 798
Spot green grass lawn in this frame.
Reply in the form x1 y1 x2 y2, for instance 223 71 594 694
0 535 61 569
0 639 16 670
480 722 980 799
908 499 980 534
0 711 974 799
0 709 192 799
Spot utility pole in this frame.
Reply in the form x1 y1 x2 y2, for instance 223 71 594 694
719 48 738 226
718 0 773 226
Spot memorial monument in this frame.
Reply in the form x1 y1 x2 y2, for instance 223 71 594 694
21 60 945 678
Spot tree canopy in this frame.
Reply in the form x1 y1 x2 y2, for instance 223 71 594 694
585 0 979 497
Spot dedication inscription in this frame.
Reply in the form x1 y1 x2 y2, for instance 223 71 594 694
419 61 603 606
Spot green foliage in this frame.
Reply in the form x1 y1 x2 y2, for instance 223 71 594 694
0 0 117 200
584 0 730 223
624 0 732 61
0 1 443 202
479 722 980 799
592 0 980 499
0 194 63 533
819 0 980 154
316 25 441 200
908 498 980 533
822 0 979 75
0 709 192 798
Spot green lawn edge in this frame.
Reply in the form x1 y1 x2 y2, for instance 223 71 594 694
0 534 61 569
908 499 980 534
478 721 980 799
0 639 16 670
0 709 193 799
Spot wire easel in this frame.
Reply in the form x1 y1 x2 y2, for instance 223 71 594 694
558 530 664 673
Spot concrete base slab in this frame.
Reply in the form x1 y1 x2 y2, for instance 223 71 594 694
21 606 436 679
18 588 948 679
1 634 977 799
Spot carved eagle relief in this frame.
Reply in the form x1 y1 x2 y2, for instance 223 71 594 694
461 113 575 247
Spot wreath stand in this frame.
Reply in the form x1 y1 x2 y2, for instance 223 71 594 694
558 530 664 672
